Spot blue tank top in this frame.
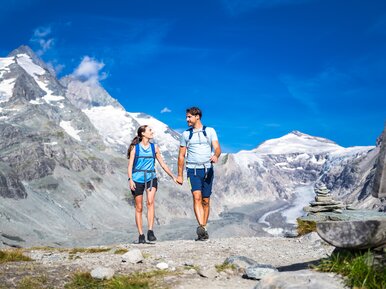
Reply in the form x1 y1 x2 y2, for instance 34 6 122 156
132 144 156 183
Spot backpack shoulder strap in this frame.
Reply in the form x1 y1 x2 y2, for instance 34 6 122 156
185 128 193 148
150 143 156 158
133 144 140 168
187 127 194 140
202 125 212 149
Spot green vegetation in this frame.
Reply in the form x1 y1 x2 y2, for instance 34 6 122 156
114 248 128 255
183 264 199 271
17 275 48 289
0 249 33 264
69 247 111 254
215 262 237 272
315 250 386 289
296 218 317 235
68 247 111 260
29 246 68 252
65 270 171 289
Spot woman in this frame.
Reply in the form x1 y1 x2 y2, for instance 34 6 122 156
127 125 177 243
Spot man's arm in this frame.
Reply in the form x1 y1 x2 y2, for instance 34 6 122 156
177 146 186 184
210 140 221 163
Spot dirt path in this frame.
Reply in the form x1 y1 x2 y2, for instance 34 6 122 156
0 234 334 288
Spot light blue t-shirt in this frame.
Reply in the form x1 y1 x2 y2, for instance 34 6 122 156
180 126 218 169
132 144 156 183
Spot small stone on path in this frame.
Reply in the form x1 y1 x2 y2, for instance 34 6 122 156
122 249 143 264
90 267 115 280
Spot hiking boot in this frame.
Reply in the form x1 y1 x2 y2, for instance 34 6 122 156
196 225 206 241
203 228 209 240
138 234 146 244
147 230 157 242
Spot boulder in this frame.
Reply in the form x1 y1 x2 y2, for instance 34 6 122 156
255 269 346 289
316 219 386 249
224 255 257 271
122 249 143 264
372 123 386 199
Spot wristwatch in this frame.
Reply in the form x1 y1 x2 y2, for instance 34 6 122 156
128 178 131 181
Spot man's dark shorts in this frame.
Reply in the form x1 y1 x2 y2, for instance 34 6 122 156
187 168 214 198
131 178 158 197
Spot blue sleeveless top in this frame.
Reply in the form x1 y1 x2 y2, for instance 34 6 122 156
132 144 156 183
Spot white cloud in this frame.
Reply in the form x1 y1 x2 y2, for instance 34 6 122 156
72 56 107 84
30 25 55 55
34 26 51 38
160 107 172 113
47 61 65 75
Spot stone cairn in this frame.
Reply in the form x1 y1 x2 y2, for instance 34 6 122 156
303 184 345 213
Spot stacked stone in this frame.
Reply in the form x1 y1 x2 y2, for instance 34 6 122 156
304 184 345 213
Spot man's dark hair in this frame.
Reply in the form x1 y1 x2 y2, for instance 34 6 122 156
186 107 202 119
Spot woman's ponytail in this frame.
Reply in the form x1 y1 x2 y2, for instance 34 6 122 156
127 125 148 159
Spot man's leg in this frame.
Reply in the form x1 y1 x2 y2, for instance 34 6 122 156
192 190 205 226
202 197 210 225
201 168 214 240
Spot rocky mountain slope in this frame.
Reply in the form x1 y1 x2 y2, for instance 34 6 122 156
0 46 187 248
0 45 383 247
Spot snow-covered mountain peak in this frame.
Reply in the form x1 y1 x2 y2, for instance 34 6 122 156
8 45 36 59
253 131 342 155
286 131 337 144
8 45 51 72
61 76 122 110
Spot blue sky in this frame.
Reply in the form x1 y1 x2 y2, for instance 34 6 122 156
1 0 385 152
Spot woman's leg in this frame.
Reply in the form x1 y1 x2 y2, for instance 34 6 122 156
134 195 144 235
146 187 157 230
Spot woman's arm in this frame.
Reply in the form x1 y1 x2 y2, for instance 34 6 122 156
128 147 136 191
155 145 177 181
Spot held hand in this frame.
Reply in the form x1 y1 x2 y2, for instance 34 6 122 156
129 180 136 191
210 155 219 163
176 176 183 185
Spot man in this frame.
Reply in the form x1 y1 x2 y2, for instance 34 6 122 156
176 107 221 241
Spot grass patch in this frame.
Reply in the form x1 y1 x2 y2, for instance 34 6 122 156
215 262 237 272
315 250 386 289
0 249 33 264
114 248 128 255
183 264 199 271
29 246 68 252
296 218 317 235
68 247 111 260
65 270 170 289
69 247 111 254
17 275 48 289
